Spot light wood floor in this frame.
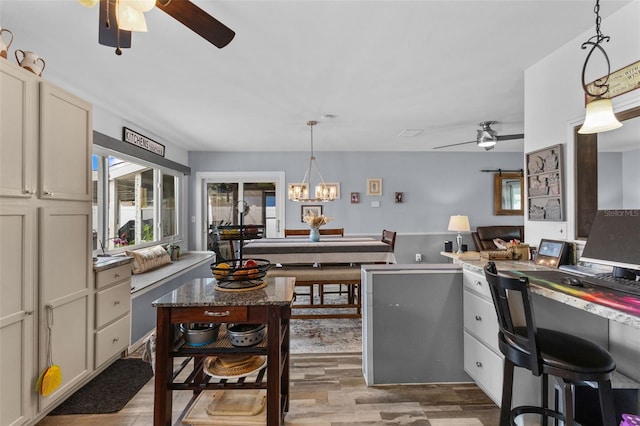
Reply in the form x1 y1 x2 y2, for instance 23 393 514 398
36 353 499 426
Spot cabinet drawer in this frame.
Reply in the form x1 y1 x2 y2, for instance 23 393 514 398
464 331 503 405
171 306 249 324
95 314 130 368
96 281 131 328
463 269 492 300
463 288 499 350
95 264 131 290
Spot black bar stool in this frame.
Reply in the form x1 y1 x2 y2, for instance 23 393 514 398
484 262 617 425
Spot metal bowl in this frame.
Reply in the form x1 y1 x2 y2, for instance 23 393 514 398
179 323 220 346
226 323 266 347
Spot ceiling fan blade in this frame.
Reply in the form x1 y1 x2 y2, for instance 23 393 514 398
98 0 132 49
432 140 476 150
156 0 235 48
496 133 525 141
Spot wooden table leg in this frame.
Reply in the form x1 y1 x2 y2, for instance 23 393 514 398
154 307 173 426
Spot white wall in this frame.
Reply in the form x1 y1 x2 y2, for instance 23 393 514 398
92 104 189 165
524 0 640 244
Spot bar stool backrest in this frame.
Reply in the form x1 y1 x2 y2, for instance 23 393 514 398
484 261 543 377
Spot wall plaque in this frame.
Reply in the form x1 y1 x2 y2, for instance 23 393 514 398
122 127 165 157
585 60 640 104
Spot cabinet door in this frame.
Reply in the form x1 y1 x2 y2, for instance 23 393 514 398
39 82 92 201
0 204 36 425
0 61 38 198
38 205 93 410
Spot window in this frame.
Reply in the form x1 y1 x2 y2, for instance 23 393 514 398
93 150 181 254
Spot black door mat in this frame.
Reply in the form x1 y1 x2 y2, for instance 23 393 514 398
49 358 153 415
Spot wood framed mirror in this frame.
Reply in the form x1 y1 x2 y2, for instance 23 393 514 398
494 172 524 215
575 105 640 238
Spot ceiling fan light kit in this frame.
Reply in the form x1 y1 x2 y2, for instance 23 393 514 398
476 121 498 148
91 0 235 54
288 121 335 203
578 0 623 134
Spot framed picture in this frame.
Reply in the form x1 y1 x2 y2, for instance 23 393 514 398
301 205 322 222
367 178 382 196
395 192 404 203
350 192 360 204
526 144 563 221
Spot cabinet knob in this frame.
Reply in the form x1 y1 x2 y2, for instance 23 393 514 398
24 310 33 315
114 273 121 278
204 310 230 317
113 337 119 343
113 300 120 305
476 361 483 368
475 315 482 321
44 191 53 196
22 189 36 195
474 280 483 287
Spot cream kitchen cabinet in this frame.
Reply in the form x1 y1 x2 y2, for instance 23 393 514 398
0 60 93 425
94 263 132 369
462 268 504 404
0 60 92 201
0 60 38 198
463 267 539 415
39 82 92 201
38 206 93 412
0 205 36 426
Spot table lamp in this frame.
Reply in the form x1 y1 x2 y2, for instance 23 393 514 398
448 215 470 254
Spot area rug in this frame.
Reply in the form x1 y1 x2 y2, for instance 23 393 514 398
49 358 153 415
290 287 362 354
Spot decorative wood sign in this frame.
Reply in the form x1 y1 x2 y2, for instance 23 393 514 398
123 127 165 157
585 60 640 104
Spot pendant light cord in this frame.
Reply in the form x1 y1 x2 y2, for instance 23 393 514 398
581 0 611 97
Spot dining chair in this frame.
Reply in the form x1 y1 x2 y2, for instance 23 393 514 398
381 229 396 251
284 228 344 237
484 262 617 426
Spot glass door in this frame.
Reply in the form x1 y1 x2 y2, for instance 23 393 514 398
206 180 278 260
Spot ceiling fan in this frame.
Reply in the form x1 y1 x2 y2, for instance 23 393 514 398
433 121 524 151
96 0 235 55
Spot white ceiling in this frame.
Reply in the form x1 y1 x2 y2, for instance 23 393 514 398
0 0 634 153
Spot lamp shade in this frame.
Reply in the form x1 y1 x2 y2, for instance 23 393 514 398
476 130 497 148
116 1 148 32
578 98 623 134
448 215 470 232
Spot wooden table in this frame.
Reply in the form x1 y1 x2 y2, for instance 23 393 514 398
242 237 396 265
151 277 295 426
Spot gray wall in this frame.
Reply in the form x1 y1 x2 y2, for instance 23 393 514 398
598 152 624 209
187 151 524 258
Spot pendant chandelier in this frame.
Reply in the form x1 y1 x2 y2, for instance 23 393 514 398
288 120 335 203
578 0 623 134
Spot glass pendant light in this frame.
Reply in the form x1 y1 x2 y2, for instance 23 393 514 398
578 0 622 134
288 121 335 203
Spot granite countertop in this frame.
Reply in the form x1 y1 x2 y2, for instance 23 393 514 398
93 255 133 272
452 258 640 330
152 277 295 308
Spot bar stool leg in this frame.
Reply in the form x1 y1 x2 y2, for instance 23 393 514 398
598 380 616 426
501 358 515 426
541 373 549 424
562 380 575 426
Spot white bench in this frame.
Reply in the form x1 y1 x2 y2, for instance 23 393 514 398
266 265 361 319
